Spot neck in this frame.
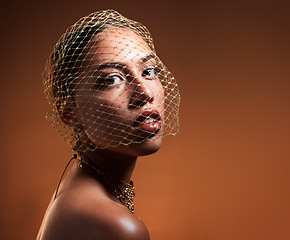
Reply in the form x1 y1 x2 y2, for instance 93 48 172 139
80 149 137 183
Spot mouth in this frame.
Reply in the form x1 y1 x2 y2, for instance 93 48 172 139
133 109 162 135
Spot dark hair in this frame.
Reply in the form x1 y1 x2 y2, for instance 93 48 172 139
51 21 127 99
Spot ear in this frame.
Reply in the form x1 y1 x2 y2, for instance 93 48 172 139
55 98 81 128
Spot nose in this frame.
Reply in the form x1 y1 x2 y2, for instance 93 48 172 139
129 76 154 109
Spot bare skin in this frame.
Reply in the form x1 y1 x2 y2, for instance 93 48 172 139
37 150 150 240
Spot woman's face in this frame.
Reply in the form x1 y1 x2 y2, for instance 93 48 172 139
73 26 165 156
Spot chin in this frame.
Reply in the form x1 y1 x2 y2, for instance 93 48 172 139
109 135 163 157
132 136 163 156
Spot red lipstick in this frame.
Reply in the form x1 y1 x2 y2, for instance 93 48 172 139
133 110 161 134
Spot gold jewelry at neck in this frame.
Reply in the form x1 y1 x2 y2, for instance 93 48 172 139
78 157 135 213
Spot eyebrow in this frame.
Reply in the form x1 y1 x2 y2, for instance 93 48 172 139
141 54 155 63
95 54 156 71
95 62 126 71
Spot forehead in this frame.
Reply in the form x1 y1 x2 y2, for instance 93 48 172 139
88 26 152 63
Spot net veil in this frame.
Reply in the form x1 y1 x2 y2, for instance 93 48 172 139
43 9 180 152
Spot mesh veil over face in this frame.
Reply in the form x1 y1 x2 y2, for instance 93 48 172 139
43 9 180 152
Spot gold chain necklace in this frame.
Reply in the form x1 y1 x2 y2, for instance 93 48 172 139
78 158 135 213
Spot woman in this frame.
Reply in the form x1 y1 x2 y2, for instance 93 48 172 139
38 9 180 240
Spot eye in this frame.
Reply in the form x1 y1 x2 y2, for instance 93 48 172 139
97 75 123 87
142 67 160 79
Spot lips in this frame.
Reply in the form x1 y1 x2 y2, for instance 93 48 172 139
133 110 161 134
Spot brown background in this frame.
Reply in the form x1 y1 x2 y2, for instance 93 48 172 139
0 0 289 239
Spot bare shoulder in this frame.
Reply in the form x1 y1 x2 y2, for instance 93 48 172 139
39 190 150 240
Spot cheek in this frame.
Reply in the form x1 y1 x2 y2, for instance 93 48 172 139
76 95 135 146
76 85 128 120
78 97 131 127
